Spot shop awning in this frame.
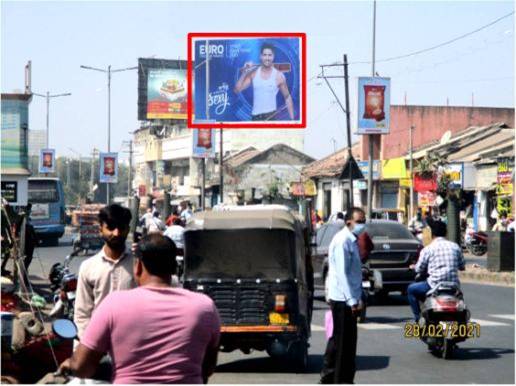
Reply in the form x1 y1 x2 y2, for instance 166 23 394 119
382 157 409 179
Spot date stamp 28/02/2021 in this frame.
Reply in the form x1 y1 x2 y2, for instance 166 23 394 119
404 322 481 339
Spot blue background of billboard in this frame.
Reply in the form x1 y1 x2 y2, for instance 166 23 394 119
194 38 300 122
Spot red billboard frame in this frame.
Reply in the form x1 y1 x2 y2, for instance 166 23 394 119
187 32 306 129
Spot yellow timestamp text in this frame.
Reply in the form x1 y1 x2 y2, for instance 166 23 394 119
404 322 480 339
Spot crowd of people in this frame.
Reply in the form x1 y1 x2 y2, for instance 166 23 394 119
53 200 505 384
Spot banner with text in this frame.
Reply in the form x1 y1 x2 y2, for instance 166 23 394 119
99 152 118 183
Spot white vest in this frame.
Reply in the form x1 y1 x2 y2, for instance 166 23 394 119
252 66 279 115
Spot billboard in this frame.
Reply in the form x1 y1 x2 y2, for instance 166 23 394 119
99 152 118 183
357 77 391 134
188 33 306 128
137 58 188 121
38 148 55 173
192 129 216 158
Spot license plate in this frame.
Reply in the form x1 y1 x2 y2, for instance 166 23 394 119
362 281 371 288
67 292 76 300
269 312 289 325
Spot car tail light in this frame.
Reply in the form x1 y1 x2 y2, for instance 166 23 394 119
274 295 286 312
64 278 77 292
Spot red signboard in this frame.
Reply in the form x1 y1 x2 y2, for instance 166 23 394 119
413 173 437 192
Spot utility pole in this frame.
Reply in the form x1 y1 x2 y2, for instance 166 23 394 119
33 91 72 148
90 147 98 201
318 56 356 211
122 140 134 198
343 54 354 209
80 64 137 204
409 125 414 220
367 0 377 221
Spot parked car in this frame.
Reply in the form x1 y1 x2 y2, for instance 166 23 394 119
313 220 423 299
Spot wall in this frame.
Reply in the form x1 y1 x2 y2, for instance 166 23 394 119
359 105 515 160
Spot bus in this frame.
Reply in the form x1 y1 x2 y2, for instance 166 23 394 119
28 177 66 245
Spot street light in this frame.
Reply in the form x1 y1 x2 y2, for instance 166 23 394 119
80 64 137 204
33 91 72 148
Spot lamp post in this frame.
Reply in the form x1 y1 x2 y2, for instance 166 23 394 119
80 64 137 204
33 91 72 148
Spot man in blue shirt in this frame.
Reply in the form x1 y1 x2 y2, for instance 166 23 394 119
320 207 365 384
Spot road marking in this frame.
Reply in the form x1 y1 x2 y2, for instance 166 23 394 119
490 314 515 321
312 323 400 331
471 318 511 327
358 323 400 330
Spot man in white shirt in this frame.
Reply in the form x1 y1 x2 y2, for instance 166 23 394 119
164 217 185 250
74 204 136 338
234 43 294 121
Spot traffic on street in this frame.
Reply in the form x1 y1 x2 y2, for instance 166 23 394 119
2 1 515 384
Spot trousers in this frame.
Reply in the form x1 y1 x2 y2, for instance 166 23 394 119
407 281 431 321
320 301 357 384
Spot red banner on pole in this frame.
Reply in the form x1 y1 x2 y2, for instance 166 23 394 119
413 173 437 192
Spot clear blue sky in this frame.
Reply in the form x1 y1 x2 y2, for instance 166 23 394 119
2 1 514 161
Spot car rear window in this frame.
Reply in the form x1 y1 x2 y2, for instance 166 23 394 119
366 222 414 240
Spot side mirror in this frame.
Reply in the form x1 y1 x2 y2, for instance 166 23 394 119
52 319 78 340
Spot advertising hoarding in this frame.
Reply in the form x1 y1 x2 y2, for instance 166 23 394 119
357 77 391 134
188 33 306 128
99 152 118 183
38 148 55 174
192 129 216 158
147 68 187 119
357 160 380 180
1 181 18 203
137 58 188 121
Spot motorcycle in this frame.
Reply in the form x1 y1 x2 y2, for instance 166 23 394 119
48 248 82 320
464 227 488 256
418 280 473 359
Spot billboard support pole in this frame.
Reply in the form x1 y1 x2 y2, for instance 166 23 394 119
367 0 377 221
343 54 353 209
203 40 209 210
219 126 223 204
107 65 111 205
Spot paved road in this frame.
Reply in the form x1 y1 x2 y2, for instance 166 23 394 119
29 241 514 384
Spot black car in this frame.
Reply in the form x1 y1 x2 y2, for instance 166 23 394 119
312 220 423 298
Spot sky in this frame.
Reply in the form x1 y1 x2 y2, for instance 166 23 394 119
1 0 514 161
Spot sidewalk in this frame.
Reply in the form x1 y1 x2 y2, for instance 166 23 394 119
460 263 515 287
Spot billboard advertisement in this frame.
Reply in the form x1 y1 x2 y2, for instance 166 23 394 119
147 68 187 119
188 33 306 128
192 129 216 158
357 77 391 134
38 148 55 174
99 152 118 183
137 58 187 121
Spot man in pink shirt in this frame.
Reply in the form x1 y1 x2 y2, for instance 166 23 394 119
59 234 221 384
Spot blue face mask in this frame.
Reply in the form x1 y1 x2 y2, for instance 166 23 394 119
353 223 366 236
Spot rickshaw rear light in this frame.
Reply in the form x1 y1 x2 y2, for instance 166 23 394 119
274 295 286 312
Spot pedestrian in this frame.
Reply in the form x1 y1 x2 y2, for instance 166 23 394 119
334 212 345 225
492 213 508 231
164 216 185 252
139 208 153 236
320 207 365 384
59 234 221 384
74 204 135 339
147 211 166 234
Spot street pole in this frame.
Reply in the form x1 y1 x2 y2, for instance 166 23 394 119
409 125 414 220
107 66 111 205
202 40 209 210
128 140 133 198
80 64 137 205
344 54 354 209
219 127 223 204
366 0 377 221
33 91 72 148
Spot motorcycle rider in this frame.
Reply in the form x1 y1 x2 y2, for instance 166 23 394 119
407 219 465 322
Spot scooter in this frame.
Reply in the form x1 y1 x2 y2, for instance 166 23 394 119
464 227 488 256
38 319 110 384
48 248 82 320
418 280 473 359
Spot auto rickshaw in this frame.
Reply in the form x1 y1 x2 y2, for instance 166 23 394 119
183 205 313 370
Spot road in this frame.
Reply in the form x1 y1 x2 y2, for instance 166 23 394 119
29 239 514 384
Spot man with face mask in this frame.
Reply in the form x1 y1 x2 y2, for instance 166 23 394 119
74 204 135 338
320 207 366 384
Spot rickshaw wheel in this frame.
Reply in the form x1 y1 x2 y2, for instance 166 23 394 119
289 339 309 372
